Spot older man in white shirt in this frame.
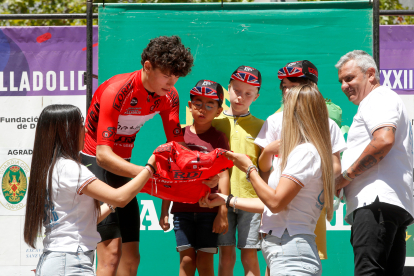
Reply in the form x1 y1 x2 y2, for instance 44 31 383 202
335 50 414 276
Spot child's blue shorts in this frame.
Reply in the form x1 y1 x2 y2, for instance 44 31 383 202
173 212 218 254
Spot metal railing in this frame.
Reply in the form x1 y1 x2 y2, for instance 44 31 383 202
0 13 97 19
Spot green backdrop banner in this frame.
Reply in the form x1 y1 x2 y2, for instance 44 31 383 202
98 2 372 275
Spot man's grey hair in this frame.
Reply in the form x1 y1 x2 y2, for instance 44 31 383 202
335 50 380 81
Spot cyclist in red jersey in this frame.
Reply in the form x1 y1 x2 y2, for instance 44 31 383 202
81 36 194 276
83 69 183 159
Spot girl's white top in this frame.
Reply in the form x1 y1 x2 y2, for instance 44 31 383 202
43 157 99 252
260 143 324 238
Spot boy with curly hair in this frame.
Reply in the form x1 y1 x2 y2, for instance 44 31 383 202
81 35 194 276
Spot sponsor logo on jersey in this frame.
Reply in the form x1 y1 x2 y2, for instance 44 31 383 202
150 99 161 112
116 143 134 148
173 171 203 180
102 127 116 139
125 107 142 115
113 79 133 111
1 158 29 211
173 128 181 136
117 113 158 136
118 124 142 132
115 135 136 144
173 123 183 137
130 97 138 106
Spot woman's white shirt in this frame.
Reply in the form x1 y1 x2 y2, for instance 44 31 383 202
260 143 323 238
43 157 99 252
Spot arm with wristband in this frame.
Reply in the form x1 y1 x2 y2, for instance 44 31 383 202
160 89 185 144
201 151 304 214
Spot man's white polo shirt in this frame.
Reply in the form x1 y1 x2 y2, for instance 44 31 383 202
342 86 414 224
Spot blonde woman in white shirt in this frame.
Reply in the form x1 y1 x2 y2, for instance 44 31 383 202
23 104 156 276
200 84 334 276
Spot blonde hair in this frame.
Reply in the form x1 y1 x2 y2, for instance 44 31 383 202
280 84 334 221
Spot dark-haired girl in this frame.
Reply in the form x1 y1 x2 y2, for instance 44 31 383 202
24 104 156 276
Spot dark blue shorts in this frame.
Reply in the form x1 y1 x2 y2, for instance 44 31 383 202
173 212 218 254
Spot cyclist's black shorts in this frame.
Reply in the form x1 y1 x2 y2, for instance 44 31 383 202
81 153 140 243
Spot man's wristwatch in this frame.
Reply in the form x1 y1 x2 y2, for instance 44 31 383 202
342 170 354 182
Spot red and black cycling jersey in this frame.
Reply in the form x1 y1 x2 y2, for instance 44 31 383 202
83 69 184 159
140 141 234 204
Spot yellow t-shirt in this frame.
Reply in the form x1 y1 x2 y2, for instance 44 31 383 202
212 112 264 198
315 208 328 260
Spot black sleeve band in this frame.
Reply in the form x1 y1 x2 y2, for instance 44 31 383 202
226 194 234 208
145 163 156 174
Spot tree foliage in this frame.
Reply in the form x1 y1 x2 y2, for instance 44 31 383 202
379 0 414 25
0 0 251 26
1 0 412 26
0 0 87 26
297 0 413 25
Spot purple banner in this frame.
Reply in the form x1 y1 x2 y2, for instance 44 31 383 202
0 26 98 96
380 25 414 95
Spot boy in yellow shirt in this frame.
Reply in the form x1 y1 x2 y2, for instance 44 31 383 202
212 66 264 276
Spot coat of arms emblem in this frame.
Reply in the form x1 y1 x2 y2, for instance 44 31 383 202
2 165 27 204
0 158 30 211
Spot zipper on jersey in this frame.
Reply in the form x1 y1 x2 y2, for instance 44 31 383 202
145 89 155 102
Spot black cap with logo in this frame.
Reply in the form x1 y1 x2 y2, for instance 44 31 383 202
278 60 318 84
190 79 224 106
230 65 262 91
